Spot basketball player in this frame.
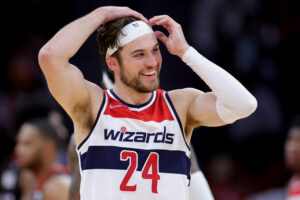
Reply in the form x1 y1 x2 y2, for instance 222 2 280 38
15 119 71 200
285 115 300 199
38 6 257 200
66 71 215 200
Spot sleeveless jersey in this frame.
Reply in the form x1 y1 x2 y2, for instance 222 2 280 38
77 89 191 200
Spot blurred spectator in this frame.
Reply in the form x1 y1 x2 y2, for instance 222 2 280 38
0 37 59 136
285 115 300 199
15 118 70 200
67 134 80 200
245 115 300 200
48 110 70 165
0 125 20 200
206 153 242 200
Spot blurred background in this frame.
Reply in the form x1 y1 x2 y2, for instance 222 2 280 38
0 0 299 199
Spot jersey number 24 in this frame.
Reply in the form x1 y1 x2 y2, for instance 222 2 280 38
120 150 160 193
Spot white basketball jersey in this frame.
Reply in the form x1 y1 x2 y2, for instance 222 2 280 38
77 89 191 200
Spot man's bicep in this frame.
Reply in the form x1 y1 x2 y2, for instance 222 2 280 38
41 62 91 118
188 91 226 127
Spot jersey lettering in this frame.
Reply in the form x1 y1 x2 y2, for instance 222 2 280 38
104 126 174 144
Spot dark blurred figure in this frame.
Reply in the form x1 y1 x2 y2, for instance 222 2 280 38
0 125 20 200
1 37 59 137
67 135 80 200
285 115 300 199
15 118 71 200
207 153 242 200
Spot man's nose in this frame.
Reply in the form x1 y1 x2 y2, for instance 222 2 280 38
145 54 158 67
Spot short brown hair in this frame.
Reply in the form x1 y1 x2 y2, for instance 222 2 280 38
96 16 139 62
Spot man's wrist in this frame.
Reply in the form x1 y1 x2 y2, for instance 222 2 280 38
93 7 108 25
181 46 200 63
178 44 191 59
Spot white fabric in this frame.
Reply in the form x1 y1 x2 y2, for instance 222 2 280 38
78 90 191 200
182 47 257 124
106 20 154 57
189 171 214 200
81 170 189 200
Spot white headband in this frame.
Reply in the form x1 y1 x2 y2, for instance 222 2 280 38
106 20 154 58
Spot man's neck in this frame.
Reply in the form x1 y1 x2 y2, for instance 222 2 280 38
112 82 153 105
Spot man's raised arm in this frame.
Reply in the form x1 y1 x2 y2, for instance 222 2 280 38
38 6 148 123
150 15 257 130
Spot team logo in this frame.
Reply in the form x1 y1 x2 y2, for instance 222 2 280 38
109 104 128 109
131 22 139 28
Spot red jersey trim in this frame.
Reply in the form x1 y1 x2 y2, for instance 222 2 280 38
104 89 174 122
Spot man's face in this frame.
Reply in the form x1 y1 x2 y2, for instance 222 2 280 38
116 33 162 93
15 124 43 169
285 127 300 172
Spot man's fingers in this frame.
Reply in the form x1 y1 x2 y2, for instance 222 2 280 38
132 11 149 23
155 31 168 44
150 15 170 22
103 6 148 24
126 8 149 23
150 15 176 33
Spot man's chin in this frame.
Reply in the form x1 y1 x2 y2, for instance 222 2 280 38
135 85 159 93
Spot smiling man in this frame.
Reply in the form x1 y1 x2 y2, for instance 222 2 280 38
38 6 257 200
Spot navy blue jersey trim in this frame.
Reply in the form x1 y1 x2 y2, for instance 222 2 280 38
80 145 191 179
165 92 191 151
109 89 154 108
77 93 107 150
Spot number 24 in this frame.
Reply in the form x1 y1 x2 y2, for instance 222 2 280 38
120 151 160 193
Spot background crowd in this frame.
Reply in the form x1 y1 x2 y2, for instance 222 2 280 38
0 0 299 199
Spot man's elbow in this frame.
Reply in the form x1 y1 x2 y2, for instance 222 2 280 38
38 44 65 70
38 46 55 69
241 95 258 118
247 95 258 115
216 95 257 124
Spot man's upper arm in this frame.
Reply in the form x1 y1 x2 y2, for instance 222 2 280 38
38 51 100 123
169 88 226 128
188 89 226 127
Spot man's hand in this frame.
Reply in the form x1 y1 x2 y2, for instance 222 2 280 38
149 15 190 58
99 6 148 25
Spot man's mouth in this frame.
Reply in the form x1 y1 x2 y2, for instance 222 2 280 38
141 70 156 76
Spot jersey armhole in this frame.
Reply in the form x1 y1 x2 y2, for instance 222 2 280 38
164 92 191 151
77 93 107 150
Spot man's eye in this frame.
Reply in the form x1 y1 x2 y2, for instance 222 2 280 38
134 53 144 57
153 48 159 53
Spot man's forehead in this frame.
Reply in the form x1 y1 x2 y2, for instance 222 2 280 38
123 33 158 51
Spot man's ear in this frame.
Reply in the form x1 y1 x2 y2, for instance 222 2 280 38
106 56 119 72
